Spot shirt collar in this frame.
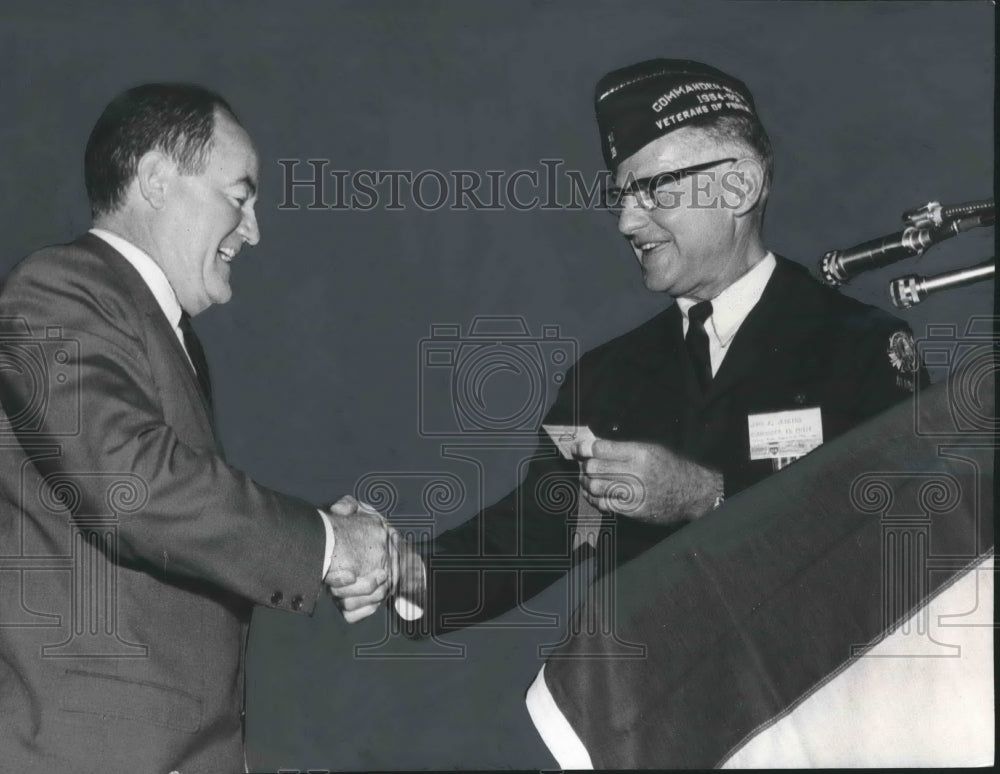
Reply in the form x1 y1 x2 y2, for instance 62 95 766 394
89 228 184 327
676 252 777 348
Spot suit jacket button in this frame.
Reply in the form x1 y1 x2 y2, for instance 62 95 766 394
610 423 620 433
270 591 283 605
290 595 304 611
793 392 807 405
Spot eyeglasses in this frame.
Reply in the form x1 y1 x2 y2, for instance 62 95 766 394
601 157 738 215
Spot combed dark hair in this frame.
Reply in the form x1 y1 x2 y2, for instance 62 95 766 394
84 83 236 217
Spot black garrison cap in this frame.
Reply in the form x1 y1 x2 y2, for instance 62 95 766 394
595 59 757 171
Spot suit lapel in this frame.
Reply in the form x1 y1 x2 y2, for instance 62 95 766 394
617 304 701 404
75 233 215 435
706 257 814 402
604 305 706 449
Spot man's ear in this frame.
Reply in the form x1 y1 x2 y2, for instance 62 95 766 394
135 150 174 209
719 157 765 217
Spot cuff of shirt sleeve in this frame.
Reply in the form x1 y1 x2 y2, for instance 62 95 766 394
319 510 336 578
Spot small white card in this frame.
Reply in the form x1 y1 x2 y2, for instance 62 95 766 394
748 408 823 461
542 424 597 459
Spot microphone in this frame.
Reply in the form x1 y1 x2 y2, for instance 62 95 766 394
821 226 945 286
890 259 995 309
820 202 995 286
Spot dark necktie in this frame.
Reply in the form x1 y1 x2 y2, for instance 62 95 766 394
686 300 713 392
178 312 213 410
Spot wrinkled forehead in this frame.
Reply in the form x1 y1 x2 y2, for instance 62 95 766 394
614 126 728 184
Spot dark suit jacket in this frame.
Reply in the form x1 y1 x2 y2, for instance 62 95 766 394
426 256 925 630
0 234 325 773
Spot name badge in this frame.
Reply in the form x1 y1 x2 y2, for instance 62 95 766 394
748 407 824 464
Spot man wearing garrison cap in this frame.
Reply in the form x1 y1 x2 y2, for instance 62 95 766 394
410 60 925 634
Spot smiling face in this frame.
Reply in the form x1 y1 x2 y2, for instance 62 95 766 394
614 125 761 301
156 109 260 315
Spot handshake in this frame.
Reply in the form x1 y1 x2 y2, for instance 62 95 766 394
322 495 427 623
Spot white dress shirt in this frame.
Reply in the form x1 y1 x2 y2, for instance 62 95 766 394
88 228 335 576
675 252 777 376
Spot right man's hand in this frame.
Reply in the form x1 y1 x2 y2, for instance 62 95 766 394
323 495 397 623
390 530 427 621
573 439 722 524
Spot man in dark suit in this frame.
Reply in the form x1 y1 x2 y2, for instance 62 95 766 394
0 84 400 773
420 59 925 629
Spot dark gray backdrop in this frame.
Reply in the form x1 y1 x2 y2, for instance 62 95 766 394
1 1 994 770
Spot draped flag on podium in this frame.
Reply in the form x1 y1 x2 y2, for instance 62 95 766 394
526 359 995 768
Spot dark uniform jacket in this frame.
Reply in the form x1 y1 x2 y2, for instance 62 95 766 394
426 256 924 630
0 234 324 774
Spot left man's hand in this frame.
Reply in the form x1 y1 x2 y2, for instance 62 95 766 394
323 496 428 622
323 495 397 623
576 439 722 524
